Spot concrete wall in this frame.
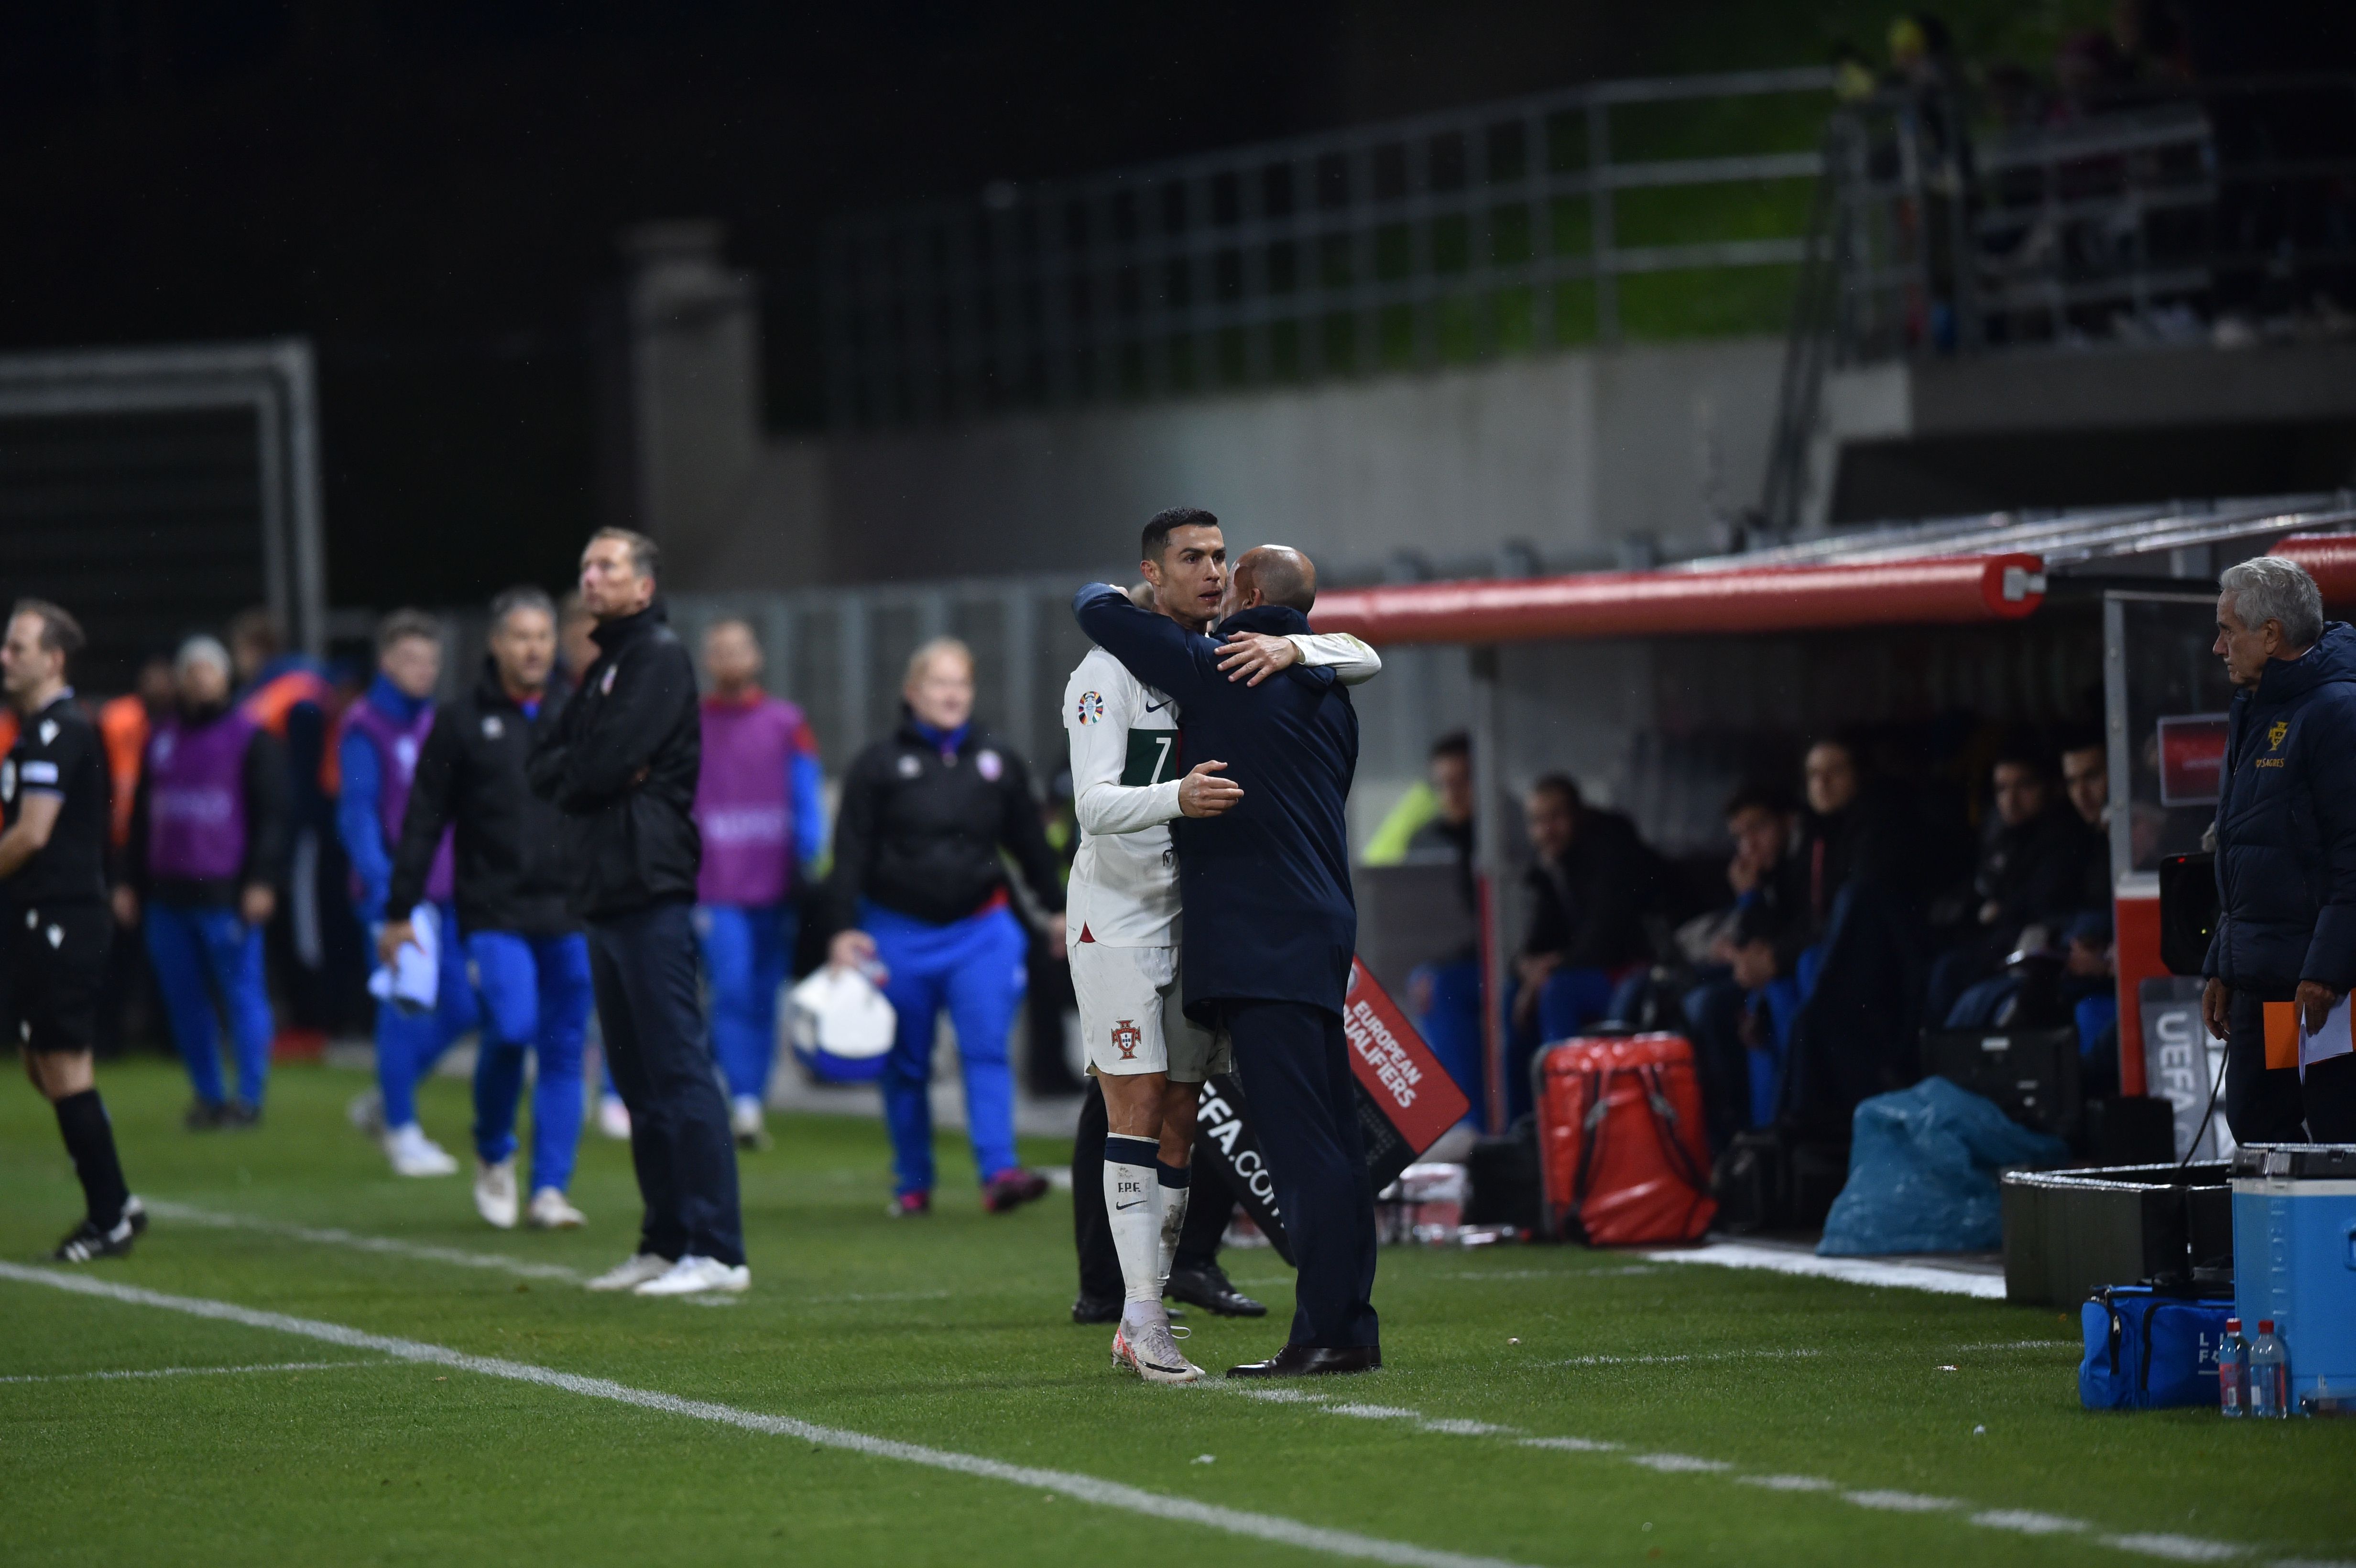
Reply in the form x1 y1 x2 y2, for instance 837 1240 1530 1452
651 322 1783 592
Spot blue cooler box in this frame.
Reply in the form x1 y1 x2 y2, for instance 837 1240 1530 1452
2232 1144 2356 1413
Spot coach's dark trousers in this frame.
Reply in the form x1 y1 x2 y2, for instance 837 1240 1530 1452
589 899 744 1266
2226 986 2356 1144
1226 998 1379 1350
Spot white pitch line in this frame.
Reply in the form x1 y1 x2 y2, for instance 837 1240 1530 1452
146 1201 585 1283
0 1360 378 1385
0 1263 1529 1568
1642 1241 2007 1299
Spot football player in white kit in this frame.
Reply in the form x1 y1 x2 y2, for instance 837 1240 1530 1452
1064 506 1382 1383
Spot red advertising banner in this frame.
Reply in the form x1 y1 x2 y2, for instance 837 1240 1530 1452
1343 958 1472 1157
2155 713 2229 806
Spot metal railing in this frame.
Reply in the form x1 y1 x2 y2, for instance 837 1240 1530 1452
821 67 1834 427
1761 75 2356 532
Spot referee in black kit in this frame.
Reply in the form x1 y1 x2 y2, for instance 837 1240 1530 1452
530 528 746 1297
0 600 144 1261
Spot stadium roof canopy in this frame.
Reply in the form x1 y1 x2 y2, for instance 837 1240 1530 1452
1309 492 2356 645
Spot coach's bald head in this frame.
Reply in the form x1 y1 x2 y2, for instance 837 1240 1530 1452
1226 546 1317 617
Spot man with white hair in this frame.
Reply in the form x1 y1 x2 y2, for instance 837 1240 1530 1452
2200 555 2356 1142
118 634 290 1127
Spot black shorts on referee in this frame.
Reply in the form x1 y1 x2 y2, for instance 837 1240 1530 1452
0 901 111 1053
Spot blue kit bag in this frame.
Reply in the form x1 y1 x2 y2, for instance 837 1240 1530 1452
2079 1285 2234 1410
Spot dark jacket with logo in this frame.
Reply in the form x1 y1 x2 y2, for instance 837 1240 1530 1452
2204 621 2356 994
390 659 576 937
827 716 1064 931
1072 584 1359 1019
527 601 702 920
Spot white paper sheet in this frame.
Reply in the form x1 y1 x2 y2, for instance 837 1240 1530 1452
2296 990 2355 1076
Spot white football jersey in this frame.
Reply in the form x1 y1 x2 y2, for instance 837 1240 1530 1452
1062 629 1383 947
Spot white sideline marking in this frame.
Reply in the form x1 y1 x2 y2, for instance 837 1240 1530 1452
0 1360 375 1385
1738 1475 1838 1493
148 1201 584 1283
1630 1454 1732 1474
0 1264 1531 1568
1518 1437 1622 1454
1329 1404 1420 1419
1973 1510 2088 1535
1419 1419 1518 1437
1568 1348 1822 1368
1643 1241 2007 1299
2099 1535 2243 1564
1843 1491 1958 1513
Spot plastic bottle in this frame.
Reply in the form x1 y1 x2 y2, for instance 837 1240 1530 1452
2247 1320 2289 1418
2217 1318 2248 1418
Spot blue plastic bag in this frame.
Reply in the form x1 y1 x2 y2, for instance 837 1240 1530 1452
1817 1077 2071 1255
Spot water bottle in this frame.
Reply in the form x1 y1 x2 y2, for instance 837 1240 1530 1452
2247 1320 2289 1418
2217 1318 2248 1418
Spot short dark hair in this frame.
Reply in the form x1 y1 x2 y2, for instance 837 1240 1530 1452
376 608 441 655
1142 506 1219 564
590 526 660 581
11 598 84 664
1430 730 1471 763
488 586 556 632
1723 781 1794 819
1529 773 1581 809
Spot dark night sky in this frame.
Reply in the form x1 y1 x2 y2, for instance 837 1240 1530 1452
7 1 2343 608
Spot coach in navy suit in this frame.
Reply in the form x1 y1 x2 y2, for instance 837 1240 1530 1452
1074 544 1380 1377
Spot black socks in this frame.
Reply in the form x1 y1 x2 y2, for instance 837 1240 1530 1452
54 1089 129 1229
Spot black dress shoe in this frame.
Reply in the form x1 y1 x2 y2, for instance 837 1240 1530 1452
1167 1261 1267 1318
1226 1344 1382 1378
1072 1294 1122 1324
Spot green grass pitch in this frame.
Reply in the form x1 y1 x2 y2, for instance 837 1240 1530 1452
3 1058 2350 1567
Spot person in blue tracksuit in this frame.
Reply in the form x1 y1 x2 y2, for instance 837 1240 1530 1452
693 617 826 1149
823 637 1067 1217
338 610 479 1176
384 586 594 1231
121 636 289 1126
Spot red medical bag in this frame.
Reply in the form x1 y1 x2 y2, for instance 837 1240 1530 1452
1534 1033 1716 1246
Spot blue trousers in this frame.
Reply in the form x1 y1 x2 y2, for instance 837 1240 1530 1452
589 900 743 1265
1410 958 1484 1113
1503 965 1614 1123
147 902 274 1109
469 930 592 1194
864 900 1027 1195
375 901 479 1132
697 902 795 1104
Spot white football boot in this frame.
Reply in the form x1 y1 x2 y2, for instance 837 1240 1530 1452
383 1123 458 1177
1111 1313 1203 1384
527 1187 587 1230
596 1094 633 1141
584 1253 674 1292
473 1159 519 1229
633 1254 752 1297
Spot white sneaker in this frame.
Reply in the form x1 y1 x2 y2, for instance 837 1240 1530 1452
347 1088 384 1136
527 1187 587 1230
384 1122 458 1178
1112 1312 1202 1384
584 1252 674 1292
730 1095 768 1150
596 1095 632 1141
474 1158 519 1229
632 1254 752 1297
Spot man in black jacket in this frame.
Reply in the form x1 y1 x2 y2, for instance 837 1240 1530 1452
1074 544 1377 1378
528 529 745 1296
385 587 592 1233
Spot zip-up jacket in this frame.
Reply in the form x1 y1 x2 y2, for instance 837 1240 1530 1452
527 600 702 920
828 716 1064 932
390 658 577 936
2204 621 2356 994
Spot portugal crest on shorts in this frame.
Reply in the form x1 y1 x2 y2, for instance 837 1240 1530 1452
1111 1019 1142 1060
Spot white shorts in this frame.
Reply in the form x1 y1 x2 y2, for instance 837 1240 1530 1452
1069 939 1231 1083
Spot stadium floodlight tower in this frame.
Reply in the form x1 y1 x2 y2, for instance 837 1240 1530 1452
0 340 326 692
